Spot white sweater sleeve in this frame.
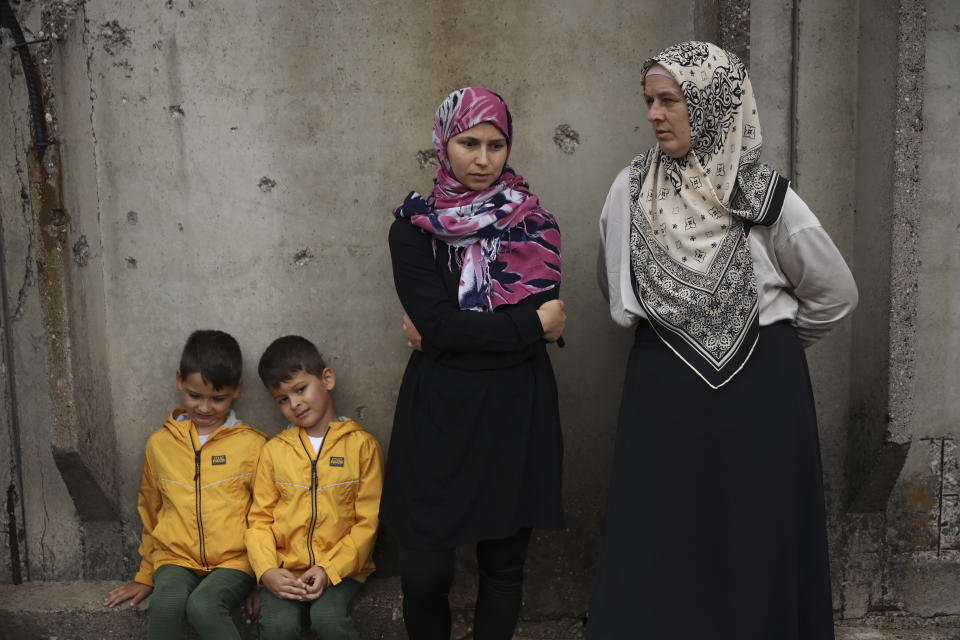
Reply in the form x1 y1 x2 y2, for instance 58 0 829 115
598 166 646 328
773 190 859 346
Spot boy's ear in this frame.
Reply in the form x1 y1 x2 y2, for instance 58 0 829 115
231 378 244 399
321 368 335 391
176 370 184 390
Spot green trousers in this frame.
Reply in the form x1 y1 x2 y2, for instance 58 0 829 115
148 564 254 640
259 577 362 640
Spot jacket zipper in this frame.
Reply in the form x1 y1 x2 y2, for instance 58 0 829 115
299 431 325 568
192 443 208 570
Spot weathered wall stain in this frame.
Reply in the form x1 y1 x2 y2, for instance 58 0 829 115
887 437 960 559
928 437 960 555
903 473 938 550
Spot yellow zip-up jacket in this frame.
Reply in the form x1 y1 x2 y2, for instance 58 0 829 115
245 418 384 585
133 410 266 585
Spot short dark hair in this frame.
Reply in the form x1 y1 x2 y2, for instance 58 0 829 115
258 335 327 389
179 330 243 390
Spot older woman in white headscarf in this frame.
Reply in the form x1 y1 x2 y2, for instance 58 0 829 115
588 42 856 639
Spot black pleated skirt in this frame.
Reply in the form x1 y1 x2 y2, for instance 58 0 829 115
586 321 835 640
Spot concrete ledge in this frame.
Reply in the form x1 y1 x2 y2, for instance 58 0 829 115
837 615 960 640
8 581 957 640
0 578 403 639
837 630 960 640
0 579 589 639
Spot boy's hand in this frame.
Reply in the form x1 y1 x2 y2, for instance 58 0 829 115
261 567 307 600
402 314 422 351
244 588 261 620
103 581 153 608
298 566 329 601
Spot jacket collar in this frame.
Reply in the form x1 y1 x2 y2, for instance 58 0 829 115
276 416 360 449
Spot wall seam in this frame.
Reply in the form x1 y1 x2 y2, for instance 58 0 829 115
789 0 799 184
1 60 31 581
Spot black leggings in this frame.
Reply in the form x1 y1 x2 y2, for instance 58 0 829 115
399 528 532 640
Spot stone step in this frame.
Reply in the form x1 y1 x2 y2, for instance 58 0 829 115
0 578 588 639
0 578 399 639
3 580 959 639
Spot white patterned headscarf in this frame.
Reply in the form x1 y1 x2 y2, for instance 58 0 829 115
629 41 789 388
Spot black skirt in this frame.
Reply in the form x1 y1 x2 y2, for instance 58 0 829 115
586 321 834 640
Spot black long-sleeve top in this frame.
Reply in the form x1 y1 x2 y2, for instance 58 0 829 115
379 218 564 550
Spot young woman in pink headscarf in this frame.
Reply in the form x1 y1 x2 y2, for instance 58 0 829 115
383 87 566 639
589 42 857 639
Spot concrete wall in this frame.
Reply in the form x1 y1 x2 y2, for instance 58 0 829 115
3 0 959 630
915 0 960 443
1 0 695 596
882 0 960 617
1 1 85 581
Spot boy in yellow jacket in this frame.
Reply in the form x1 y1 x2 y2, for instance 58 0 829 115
104 330 266 640
247 335 384 640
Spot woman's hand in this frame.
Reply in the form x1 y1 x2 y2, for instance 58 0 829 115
103 581 153 608
402 314 423 351
537 299 566 342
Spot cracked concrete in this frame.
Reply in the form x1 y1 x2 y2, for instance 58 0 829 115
10 156 35 323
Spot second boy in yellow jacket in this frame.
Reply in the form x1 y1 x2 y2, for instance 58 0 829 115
245 418 383 584
248 335 383 640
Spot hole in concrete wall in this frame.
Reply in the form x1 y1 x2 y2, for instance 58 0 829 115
72 235 89 267
293 248 313 267
112 58 134 78
416 149 438 169
168 104 184 118
98 20 131 55
126 210 138 225
258 176 277 193
553 124 580 154
125 256 137 269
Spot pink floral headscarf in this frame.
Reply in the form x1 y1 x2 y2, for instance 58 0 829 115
393 87 561 311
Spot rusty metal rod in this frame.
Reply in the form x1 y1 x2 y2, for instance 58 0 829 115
0 0 49 156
